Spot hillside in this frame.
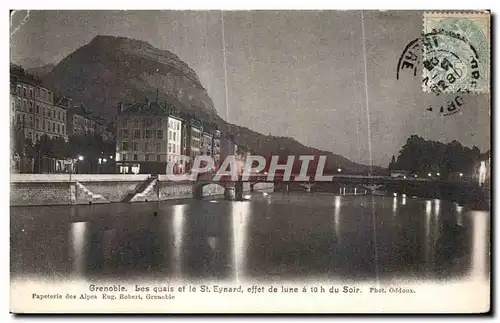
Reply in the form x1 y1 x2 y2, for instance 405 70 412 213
25 63 55 79
41 35 377 174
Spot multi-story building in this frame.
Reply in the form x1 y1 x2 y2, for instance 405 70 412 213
10 65 67 144
67 104 97 136
115 99 187 174
167 116 182 164
213 129 221 167
190 124 202 159
201 131 213 156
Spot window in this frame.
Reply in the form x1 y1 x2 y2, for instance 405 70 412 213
168 156 171 162
156 130 163 140
62 125 65 134
157 119 162 127
52 123 55 132
169 130 172 140
16 98 20 107
156 155 161 161
122 154 127 161
48 109 52 118
29 89 33 97
36 104 40 114
173 132 176 141
133 154 138 161
145 154 150 161
22 100 26 110
168 143 172 153
145 142 149 151
36 87 40 96
17 85 21 94
57 124 60 133
134 129 141 139
63 113 65 121
23 88 26 97
177 123 180 130
57 111 60 120
156 143 161 152
122 129 129 139
122 141 129 150
133 142 138 150
35 118 39 129
145 130 152 139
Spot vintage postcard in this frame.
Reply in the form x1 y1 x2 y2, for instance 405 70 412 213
9 9 491 314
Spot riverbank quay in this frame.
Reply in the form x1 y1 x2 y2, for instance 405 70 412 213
10 174 274 207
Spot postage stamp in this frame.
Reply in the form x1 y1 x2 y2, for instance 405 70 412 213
422 11 490 94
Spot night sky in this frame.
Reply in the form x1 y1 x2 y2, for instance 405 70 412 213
10 10 490 167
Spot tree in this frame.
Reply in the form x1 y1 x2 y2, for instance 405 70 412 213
391 135 485 176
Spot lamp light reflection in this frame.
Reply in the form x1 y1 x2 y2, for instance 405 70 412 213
172 204 186 278
334 196 341 240
71 221 87 277
231 201 251 282
470 211 488 281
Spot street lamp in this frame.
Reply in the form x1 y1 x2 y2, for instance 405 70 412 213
437 172 440 176
78 155 84 161
428 173 432 177
459 173 463 178
337 168 342 173
103 158 107 163
414 174 418 178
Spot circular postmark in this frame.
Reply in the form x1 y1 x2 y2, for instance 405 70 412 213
396 29 477 116
422 29 482 94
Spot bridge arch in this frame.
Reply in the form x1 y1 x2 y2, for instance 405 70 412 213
192 182 227 199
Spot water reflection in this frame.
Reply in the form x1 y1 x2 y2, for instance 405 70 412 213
172 204 186 278
334 196 341 240
70 221 87 277
10 193 489 282
470 211 488 281
231 201 251 282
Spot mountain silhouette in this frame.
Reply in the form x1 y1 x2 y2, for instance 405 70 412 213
41 35 377 173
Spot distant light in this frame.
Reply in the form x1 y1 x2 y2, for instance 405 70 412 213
209 200 218 203
110 155 114 159
393 193 397 197
337 168 342 173
403 176 406 179
244 195 252 199
98 158 102 164
459 173 463 177
103 158 107 163
402 194 407 198
262 192 268 197
437 172 440 176
414 174 418 178
428 173 432 177
78 155 84 161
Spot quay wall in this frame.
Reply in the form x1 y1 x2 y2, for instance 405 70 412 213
10 174 274 207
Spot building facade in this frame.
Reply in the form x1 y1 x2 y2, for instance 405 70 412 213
11 72 68 144
115 100 188 174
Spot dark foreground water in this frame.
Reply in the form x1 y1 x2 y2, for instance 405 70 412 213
10 192 490 282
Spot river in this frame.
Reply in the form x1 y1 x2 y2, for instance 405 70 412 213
10 192 490 283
